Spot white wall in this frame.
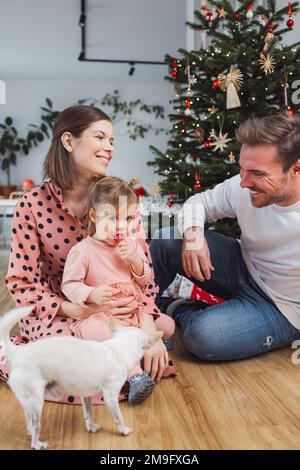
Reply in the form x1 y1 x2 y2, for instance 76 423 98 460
0 0 186 188
1 78 173 189
0 0 299 188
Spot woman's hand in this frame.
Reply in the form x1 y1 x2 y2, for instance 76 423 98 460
182 227 214 281
59 295 137 321
58 301 101 321
143 338 169 382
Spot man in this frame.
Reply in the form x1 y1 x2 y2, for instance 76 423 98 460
150 112 300 360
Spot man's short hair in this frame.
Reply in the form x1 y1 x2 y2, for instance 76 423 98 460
236 111 300 171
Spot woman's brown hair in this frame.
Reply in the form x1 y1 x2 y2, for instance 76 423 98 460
86 176 138 236
43 105 111 190
236 111 300 171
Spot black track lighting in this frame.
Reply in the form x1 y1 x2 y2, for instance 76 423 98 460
128 63 135 76
79 13 86 27
78 0 165 72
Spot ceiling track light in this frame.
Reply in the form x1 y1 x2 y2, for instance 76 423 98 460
79 13 86 27
128 62 135 76
78 0 166 75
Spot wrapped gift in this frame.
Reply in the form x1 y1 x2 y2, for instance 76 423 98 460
163 274 224 306
178 276 224 306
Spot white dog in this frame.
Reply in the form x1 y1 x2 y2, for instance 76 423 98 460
0 307 162 450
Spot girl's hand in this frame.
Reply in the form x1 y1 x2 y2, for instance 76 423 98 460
88 285 120 309
143 338 169 382
119 238 139 265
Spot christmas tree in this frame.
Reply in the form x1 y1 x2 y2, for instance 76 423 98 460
148 0 300 234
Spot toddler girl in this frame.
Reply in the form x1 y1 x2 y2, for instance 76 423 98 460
61 176 175 405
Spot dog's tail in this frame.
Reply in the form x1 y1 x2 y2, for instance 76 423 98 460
0 306 33 357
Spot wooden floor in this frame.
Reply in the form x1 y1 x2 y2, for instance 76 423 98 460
1 255 300 450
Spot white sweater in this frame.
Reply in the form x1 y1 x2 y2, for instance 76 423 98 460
178 175 300 329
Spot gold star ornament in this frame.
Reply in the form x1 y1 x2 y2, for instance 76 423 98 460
218 7 227 18
212 131 232 152
258 54 276 75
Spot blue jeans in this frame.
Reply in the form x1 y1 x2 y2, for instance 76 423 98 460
150 227 300 361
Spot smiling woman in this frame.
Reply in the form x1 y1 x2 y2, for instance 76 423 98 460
0 105 176 405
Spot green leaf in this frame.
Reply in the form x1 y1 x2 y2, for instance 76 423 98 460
5 117 13 126
22 144 29 155
46 98 53 109
2 158 9 170
41 107 51 113
9 152 16 165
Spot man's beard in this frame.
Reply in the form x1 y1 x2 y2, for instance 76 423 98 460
249 189 289 208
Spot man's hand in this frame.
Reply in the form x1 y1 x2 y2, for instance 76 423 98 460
182 227 214 282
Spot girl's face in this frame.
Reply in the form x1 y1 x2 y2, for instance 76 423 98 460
64 120 114 179
90 201 137 245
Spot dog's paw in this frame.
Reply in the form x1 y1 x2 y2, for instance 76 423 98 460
86 422 101 433
119 426 132 436
32 440 49 450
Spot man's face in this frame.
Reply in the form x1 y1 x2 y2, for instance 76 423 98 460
239 144 295 208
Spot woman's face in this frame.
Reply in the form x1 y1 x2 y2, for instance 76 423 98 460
66 120 114 179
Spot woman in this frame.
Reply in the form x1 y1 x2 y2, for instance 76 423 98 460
1 105 175 404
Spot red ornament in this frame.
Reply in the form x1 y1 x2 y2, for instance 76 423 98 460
185 98 191 109
205 11 213 21
213 79 220 89
204 139 212 149
287 107 296 116
170 70 177 78
168 193 175 207
287 2 294 28
134 187 148 197
194 170 202 190
171 59 177 68
247 2 254 10
182 117 187 125
235 13 241 21
268 20 274 32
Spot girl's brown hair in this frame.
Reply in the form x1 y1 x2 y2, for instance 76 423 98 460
86 176 138 236
43 105 111 190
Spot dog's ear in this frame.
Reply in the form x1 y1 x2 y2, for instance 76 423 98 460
108 316 121 334
142 331 163 350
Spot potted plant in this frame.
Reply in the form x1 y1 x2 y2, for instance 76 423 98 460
0 99 57 198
